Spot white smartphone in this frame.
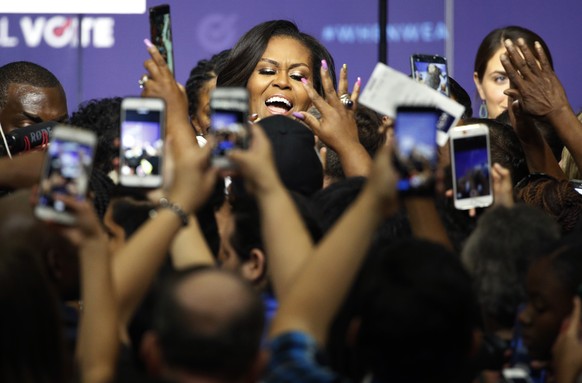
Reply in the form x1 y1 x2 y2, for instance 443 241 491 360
209 87 250 169
450 123 493 210
119 97 165 188
35 125 97 225
501 368 533 383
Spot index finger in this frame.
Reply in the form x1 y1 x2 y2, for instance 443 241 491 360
145 38 170 72
500 52 526 91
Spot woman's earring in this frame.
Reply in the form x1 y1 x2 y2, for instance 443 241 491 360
479 100 488 119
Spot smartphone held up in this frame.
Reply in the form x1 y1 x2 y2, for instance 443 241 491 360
450 124 493 210
209 87 251 169
35 125 97 225
119 97 165 188
149 4 174 74
393 106 440 194
410 54 450 97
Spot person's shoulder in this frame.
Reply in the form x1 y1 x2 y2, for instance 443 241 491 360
264 331 347 383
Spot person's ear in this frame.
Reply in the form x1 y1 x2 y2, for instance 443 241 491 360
473 72 485 101
140 331 164 377
240 248 266 284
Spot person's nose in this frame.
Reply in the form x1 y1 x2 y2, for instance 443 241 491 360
272 71 291 89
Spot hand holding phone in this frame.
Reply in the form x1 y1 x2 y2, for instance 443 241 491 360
119 97 165 188
209 87 251 169
149 4 174 75
450 124 493 210
393 106 440 194
35 125 97 225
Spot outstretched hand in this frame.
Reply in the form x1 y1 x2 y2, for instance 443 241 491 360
293 62 361 153
141 39 194 144
501 38 570 120
52 195 107 248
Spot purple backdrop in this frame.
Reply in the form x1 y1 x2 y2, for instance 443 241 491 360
1 0 580 118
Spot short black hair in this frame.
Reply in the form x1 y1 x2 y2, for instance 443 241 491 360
462 205 561 329
217 20 337 97
356 239 479 383
153 268 264 380
0 61 63 109
325 106 386 180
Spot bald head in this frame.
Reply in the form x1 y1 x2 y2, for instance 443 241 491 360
153 267 264 380
0 62 67 134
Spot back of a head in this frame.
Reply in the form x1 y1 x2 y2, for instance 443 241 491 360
355 239 478 383
153 268 264 381
325 106 386 181
462 205 561 329
517 176 582 234
449 76 473 120
465 117 528 185
0 241 66 383
0 61 63 109
70 97 122 175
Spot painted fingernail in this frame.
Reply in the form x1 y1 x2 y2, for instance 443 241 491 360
342 63 347 71
504 39 513 46
356 77 362 87
517 37 525 46
321 59 328 71
144 38 154 48
534 41 542 49
292 112 305 120
301 78 308 85
250 113 258 120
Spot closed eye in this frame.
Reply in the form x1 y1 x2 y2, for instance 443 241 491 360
290 73 305 81
259 68 276 75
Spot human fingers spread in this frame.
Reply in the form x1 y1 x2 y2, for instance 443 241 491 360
535 41 552 73
503 39 533 80
500 49 525 91
516 38 542 77
301 78 333 116
338 63 349 96
320 60 340 107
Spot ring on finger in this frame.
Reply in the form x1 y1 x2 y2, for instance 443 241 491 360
340 93 354 109
138 74 149 89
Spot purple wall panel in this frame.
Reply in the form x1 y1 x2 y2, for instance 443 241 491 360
1 0 580 118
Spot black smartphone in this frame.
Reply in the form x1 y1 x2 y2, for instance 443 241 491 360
209 87 250 169
410 54 449 96
119 97 165 188
35 125 97 225
149 4 174 75
394 106 440 194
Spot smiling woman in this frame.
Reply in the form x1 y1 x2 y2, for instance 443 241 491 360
217 20 337 119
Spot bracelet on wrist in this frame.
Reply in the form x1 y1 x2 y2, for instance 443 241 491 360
150 197 189 227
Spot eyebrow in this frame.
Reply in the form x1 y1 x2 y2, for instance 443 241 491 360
260 58 310 70
22 111 68 123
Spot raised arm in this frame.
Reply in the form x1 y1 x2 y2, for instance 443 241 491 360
229 124 314 301
501 38 582 172
270 143 398 345
58 196 118 383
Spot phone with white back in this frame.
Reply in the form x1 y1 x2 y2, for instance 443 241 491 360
35 125 97 225
209 87 251 169
394 106 440 194
450 123 493 210
410 54 450 96
119 97 165 188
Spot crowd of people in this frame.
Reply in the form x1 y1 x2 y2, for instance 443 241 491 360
2 19 582 383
